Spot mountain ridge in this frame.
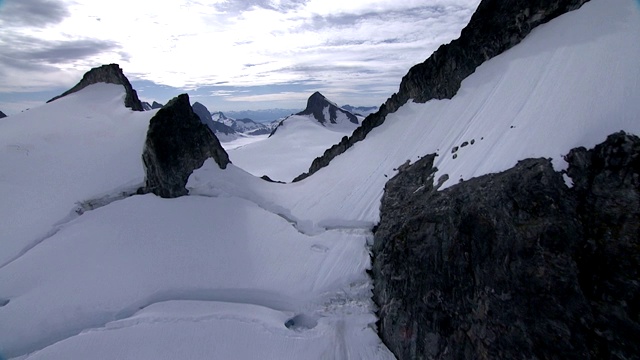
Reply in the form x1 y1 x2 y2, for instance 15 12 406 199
293 0 591 182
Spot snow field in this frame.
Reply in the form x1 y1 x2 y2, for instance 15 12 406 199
226 114 357 182
0 84 153 267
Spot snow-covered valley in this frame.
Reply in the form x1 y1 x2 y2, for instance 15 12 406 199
1 0 639 359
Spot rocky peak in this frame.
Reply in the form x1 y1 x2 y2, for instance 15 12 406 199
151 101 163 109
47 64 144 111
192 102 214 124
296 91 358 126
141 94 230 198
0 110 6 119
214 111 228 121
294 0 590 182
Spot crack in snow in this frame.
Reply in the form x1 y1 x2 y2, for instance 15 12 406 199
0 183 143 270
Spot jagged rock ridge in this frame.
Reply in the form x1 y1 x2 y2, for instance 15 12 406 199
47 64 144 111
142 94 230 198
372 131 640 359
296 92 358 126
293 0 590 182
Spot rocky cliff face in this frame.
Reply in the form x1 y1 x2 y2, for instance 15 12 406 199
296 91 358 126
293 0 590 182
372 131 639 359
47 64 144 111
142 94 230 198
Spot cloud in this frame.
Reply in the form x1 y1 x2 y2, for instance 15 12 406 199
3 37 122 64
0 0 70 28
0 0 482 109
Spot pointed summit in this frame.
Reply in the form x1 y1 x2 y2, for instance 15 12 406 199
297 92 358 126
47 64 144 111
0 110 6 119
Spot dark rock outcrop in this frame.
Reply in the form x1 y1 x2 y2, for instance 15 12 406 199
151 101 163 109
142 94 230 198
142 102 152 111
47 64 144 111
372 131 640 359
0 110 6 119
293 0 590 182
296 92 358 126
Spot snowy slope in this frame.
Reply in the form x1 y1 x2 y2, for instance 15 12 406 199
0 90 390 359
192 0 640 225
1 0 638 359
226 114 357 182
0 84 153 267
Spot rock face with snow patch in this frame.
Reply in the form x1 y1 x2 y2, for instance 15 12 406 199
294 0 590 182
142 94 230 198
297 92 358 126
47 64 144 111
372 131 640 359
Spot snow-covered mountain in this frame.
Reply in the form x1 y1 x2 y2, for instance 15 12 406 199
225 92 361 182
296 91 359 127
225 108 301 123
1 0 639 359
193 103 238 142
212 111 274 135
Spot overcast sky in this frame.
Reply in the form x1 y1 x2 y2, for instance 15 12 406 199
0 0 480 115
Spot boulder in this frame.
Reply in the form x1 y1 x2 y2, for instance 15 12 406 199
142 94 230 198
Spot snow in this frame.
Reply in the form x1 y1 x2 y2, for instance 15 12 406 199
193 0 640 225
225 115 355 182
0 86 390 359
0 84 153 267
1 0 638 359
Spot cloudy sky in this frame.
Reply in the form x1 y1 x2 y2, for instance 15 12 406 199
0 0 480 115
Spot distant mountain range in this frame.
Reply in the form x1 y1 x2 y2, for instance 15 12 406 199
223 109 300 123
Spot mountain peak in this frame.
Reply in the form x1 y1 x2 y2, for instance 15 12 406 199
0 110 6 119
47 63 144 111
297 92 358 126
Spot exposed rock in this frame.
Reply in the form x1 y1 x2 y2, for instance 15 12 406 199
0 110 6 119
194 102 236 136
142 94 230 198
151 101 164 109
372 131 640 359
296 92 358 126
142 102 152 111
47 64 144 111
294 0 590 182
